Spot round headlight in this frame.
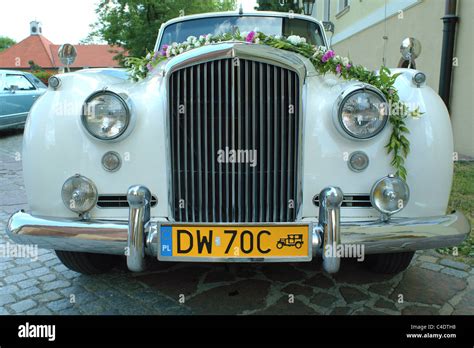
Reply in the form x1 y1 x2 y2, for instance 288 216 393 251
48 76 61 89
81 91 130 140
338 88 388 139
370 174 409 215
61 174 98 214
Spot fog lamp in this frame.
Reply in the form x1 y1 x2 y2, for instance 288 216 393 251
102 151 121 172
61 174 98 214
370 174 409 215
48 76 61 90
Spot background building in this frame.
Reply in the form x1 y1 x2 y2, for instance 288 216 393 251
0 21 125 72
312 0 473 158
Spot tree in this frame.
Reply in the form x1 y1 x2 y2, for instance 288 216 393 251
0 36 16 52
87 0 236 60
255 0 303 13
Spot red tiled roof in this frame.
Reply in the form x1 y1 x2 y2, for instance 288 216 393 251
0 35 125 69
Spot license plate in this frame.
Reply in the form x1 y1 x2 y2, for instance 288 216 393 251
158 225 311 261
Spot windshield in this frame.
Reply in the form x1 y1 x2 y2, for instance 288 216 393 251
158 15 325 50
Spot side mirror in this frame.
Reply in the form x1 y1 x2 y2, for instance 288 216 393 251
58 43 77 72
9 85 18 93
399 37 422 69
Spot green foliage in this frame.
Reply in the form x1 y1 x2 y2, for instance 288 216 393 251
0 36 16 52
87 0 236 60
127 31 422 179
255 0 303 13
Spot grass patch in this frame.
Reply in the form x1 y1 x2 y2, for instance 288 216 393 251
437 161 474 264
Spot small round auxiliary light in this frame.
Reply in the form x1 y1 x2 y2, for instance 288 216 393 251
348 151 369 172
61 174 98 214
370 174 410 216
102 151 121 172
48 76 61 90
412 72 426 87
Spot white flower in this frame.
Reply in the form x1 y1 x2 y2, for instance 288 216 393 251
171 42 178 48
145 52 151 60
186 35 197 43
194 41 201 47
255 38 260 44
166 47 171 58
342 57 350 66
171 48 177 56
274 35 282 40
287 35 305 45
179 47 184 54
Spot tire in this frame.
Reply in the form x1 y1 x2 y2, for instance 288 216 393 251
295 242 302 249
276 242 284 249
364 251 415 275
55 250 120 275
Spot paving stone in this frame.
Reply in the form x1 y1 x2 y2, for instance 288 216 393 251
329 306 352 315
440 268 469 279
36 291 63 303
186 279 271 315
340 286 370 304
26 267 50 277
391 267 467 306
353 307 386 315
46 299 74 312
0 284 19 295
259 264 306 283
452 289 474 315
39 274 57 282
419 262 443 272
17 278 39 289
10 299 37 313
281 283 315 297
402 305 438 315
203 270 236 284
310 292 339 308
135 266 210 298
16 286 41 299
417 255 439 263
42 280 71 292
255 297 319 315
374 298 398 311
367 283 394 296
303 273 335 289
439 259 470 271
4 273 27 283
0 294 16 306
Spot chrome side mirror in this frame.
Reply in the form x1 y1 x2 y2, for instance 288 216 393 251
9 85 18 94
399 37 422 69
58 44 77 72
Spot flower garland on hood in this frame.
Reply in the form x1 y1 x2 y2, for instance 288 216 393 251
125 31 422 180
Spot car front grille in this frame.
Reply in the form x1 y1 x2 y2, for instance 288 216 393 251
168 58 302 222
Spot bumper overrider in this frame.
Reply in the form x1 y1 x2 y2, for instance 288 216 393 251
5 186 470 273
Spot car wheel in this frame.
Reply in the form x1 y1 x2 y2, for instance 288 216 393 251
276 242 284 249
364 251 415 274
295 242 302 249
55 250 120 275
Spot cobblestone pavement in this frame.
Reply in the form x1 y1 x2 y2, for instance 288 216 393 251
1 130 473 315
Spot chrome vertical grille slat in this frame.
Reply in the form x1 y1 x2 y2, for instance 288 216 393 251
169 58 301 223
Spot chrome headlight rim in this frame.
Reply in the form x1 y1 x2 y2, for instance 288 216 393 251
335 85 389 140
81 90 131 141
370 174 410 215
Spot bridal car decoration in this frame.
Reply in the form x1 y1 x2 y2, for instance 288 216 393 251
126 31 422 180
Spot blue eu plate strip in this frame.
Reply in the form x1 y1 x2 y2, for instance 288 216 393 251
160 226 173 257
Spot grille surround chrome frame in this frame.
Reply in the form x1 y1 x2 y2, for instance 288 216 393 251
163 43 307 223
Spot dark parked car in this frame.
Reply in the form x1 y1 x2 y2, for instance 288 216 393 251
0 69 47 130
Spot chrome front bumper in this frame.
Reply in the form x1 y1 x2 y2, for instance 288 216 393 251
5 186 471 273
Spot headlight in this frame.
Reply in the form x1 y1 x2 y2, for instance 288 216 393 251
61 174 98 214
337 87 388 139
81 91 130 140
370 174 409 216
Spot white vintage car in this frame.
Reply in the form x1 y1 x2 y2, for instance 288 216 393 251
6 11 470 275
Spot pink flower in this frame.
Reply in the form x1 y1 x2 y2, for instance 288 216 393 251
346 63 352 69
246 31 256 43
146 63 153 71
321 50 335 63
336 64 342 74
